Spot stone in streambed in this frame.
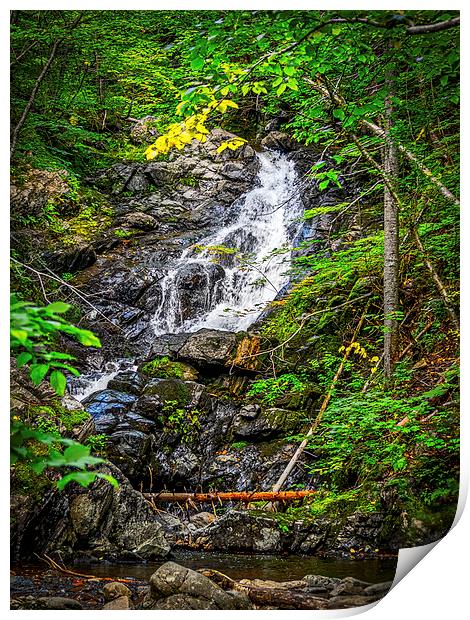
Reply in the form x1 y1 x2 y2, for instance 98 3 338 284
36 596 83 610
144 562 252 610
103 581 132 602
102 595 130 610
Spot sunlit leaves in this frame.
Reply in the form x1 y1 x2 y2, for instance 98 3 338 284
216 137 247 153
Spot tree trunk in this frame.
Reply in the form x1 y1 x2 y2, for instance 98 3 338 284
10 38 61 157
383 77 400 380
143 491 315 503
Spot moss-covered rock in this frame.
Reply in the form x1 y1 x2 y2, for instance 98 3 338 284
140 357 199 381
143 378 190 406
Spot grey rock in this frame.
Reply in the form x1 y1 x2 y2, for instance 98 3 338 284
42 244 96 274
302 575 342 590
121 212 157 231
233 407 304 440
178 329 238 367
327 595 375 609
103 595 130 610
363 581 392 597
189 511 216 529
37 596 83 610
146 562 250 610
103 582 132 601
108 371 145 395
261 131 296 152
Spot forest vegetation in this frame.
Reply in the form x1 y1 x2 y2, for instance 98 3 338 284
10 10 460 605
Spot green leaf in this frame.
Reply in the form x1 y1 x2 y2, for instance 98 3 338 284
56 471 96 490
191 56 205 71
96 473 119 488
11 329 29 346
287 78 298 91
30 364 50 385
46 301 70 314
50 370 67 396
276 83 287 96
333 108 345 121
63 443 91 463
16 352 33 367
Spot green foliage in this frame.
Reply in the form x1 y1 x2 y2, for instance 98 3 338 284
231 440 249 450
85 434 109 456
160 400 201 444
11 294 101 396
10 420 117 491
141 356 183 379
248 373 306 405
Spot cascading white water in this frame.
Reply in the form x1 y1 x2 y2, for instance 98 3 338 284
69 150 303 401
152 150 303 335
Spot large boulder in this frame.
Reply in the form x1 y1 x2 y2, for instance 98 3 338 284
177 329 238 368
143 562 252 610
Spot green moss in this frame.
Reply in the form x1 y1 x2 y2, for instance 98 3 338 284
140 356 199 381
28 403 90 433
11 462 52 502
143 378 190 405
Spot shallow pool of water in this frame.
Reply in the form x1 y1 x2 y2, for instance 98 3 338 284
72 550 398 584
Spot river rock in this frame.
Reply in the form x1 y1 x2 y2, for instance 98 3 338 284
121 212 157 230
363 581 392 597
36 596 83 610
103 582 132 601
177 329 238 367
103 595 130 610
144 562 252 610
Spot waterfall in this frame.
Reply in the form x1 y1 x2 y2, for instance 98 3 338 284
69 149 303 402
152 150 303 335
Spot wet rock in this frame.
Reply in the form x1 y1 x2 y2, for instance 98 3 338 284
233 407 304 440
103 595 130 610
103 581 132 601
82 389 137 433
189 511 216 529
147 333 190 359
363 581 392 597
36 596 83 610
177 329 238 368
106 429 153 479
175 263 225 323
144 562 252 610
132 394 163 420
121 212 157 231
42 244 96 273
107 371 145 395
327 595 375 609
261 131 296 152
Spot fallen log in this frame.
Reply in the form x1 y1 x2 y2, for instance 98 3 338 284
143 490 315 503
